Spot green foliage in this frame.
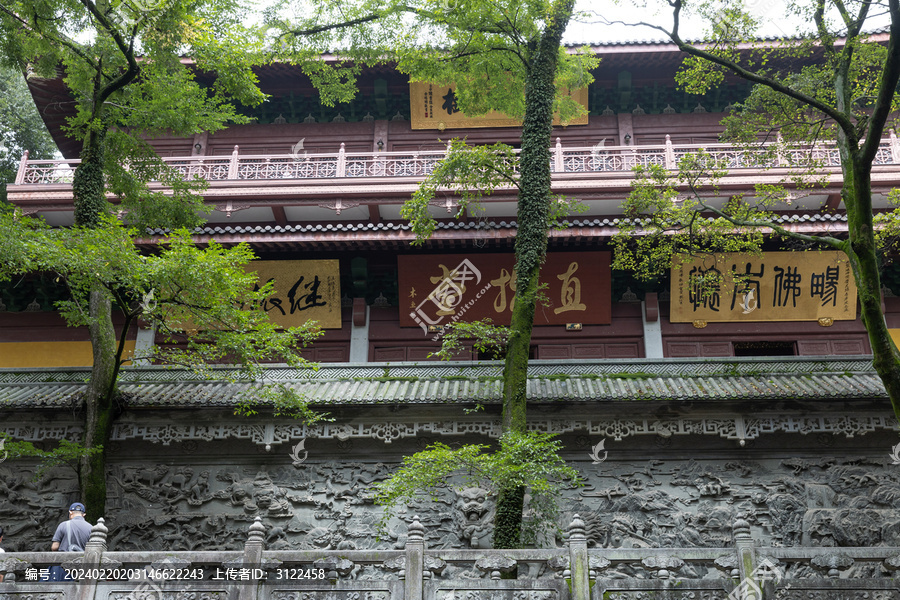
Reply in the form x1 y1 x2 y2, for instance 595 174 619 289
549 195 588 229
402 140 518 244
430 319 511 361
234 383 334 423
613 156 772 283
0 0 267 229
0 434 102 480
0 65 58 203
374 431 581 546
275 0 596 122
0 211 324 392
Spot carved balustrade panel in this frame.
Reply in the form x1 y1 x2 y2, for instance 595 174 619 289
18 139 897 187
21 161 76 184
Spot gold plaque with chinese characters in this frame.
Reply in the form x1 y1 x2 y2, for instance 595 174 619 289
670 252 856 323
398 253 610 332
410 82 589 130
247 260 342 329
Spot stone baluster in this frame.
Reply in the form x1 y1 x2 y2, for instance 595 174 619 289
239 518 265 600
337 143 347 177
567 514 590 600
75 518 108 600
404 516 425 600
891 129 900 163
15 150 29 185
227 145 240 179
775 132 785 167
553 138 563 173
664 135 676 169
732 516 756 584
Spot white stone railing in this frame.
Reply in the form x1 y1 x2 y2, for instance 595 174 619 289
2 515 900 600
14 134 900 187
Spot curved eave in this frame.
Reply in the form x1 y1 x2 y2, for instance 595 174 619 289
129 213 850 252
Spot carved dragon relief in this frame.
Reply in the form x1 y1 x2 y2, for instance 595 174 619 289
2 445 900 559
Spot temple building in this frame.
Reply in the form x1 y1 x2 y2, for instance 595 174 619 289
1 36 899 597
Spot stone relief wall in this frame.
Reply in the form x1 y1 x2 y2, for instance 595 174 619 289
1 425 898 557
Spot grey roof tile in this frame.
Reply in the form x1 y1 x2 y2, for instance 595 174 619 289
0 357 888 408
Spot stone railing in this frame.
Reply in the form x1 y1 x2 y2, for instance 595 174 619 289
2 516 900 600
13 135 900 187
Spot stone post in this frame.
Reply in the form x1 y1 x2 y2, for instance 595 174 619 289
337 143 347 177
567 514 590 600
732 516 756 584
227 146 240 179
664 135 675 169
775 132 785 167
14 150 29 185
404 517 425 600
891 129 900 163
554 138 564 172
239 518 265 600
74 518 108 600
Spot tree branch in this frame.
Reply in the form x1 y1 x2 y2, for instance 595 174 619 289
286 12 384 37
861 0 900 166
0 2 99 71
698 199 844 248
625 0 859 137
77 0 139 108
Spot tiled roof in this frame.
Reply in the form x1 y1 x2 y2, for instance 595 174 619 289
150 213 847 238
0 357 886 409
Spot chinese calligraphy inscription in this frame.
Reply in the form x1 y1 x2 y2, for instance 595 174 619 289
400 253 610 331
671 252 856 323
247 260 342 329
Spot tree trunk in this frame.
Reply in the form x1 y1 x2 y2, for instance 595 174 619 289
492 0 575 549
841 151 900 424
73 127 117 521
82 287 117 522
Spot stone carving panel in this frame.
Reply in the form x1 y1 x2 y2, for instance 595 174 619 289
108 591 227 600
605 594 727 600
105 462 400 552
3 432 900 556
568 454 900 555
270 593 389 600
435 592 556 600
0 463 79 552
105 414 898 446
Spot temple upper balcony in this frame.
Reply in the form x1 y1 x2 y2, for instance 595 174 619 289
8 135 900 230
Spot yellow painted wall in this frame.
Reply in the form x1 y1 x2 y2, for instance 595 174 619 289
0 341 136 368
892 330 900 350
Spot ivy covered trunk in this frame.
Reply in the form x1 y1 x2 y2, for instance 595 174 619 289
492 0 575 549
82 286 118 522
73 127 118 522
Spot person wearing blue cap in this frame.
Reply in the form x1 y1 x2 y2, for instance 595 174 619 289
44 503 92 581
50 503 92 553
